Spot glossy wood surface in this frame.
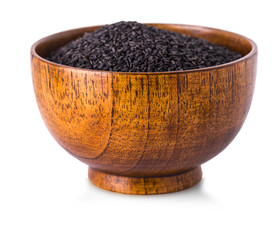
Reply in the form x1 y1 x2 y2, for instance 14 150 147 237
31 24 257 194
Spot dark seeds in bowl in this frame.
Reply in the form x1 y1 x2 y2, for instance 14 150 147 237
47 21 242 72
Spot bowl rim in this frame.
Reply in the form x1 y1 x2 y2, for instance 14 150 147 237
31 23 258 75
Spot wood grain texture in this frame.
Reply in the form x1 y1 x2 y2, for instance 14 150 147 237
31 24 257 194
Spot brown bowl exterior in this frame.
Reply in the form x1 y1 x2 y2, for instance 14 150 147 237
31 24 257 194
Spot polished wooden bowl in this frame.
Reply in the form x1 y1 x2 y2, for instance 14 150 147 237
31 24 257 194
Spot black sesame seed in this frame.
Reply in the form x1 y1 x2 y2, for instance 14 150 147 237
47 21 242 72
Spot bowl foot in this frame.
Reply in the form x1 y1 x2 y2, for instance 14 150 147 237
88 167 202 195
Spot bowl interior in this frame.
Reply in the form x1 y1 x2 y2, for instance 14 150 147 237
34 24 254 64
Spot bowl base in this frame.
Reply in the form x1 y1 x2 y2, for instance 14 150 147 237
88 167 202 195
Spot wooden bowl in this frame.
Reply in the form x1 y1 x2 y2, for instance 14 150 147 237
31 24 257 194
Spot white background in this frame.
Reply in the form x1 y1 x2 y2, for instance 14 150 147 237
1 0 275 239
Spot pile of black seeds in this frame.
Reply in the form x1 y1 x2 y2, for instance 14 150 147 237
47 21 242 72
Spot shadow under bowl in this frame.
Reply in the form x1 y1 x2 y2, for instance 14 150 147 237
31 23 257 194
